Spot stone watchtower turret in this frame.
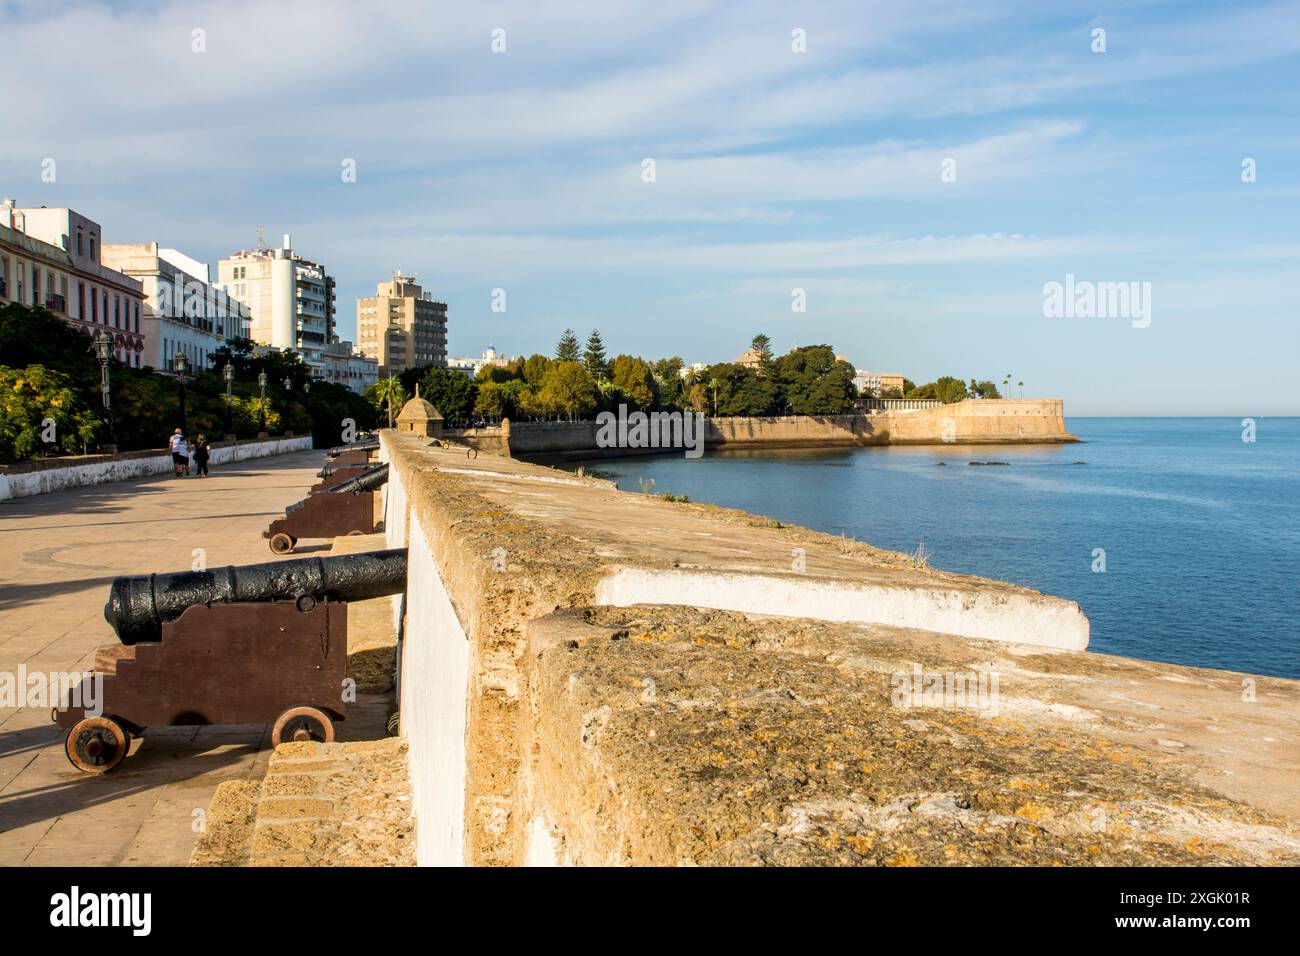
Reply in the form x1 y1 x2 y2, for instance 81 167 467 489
394 386 444 439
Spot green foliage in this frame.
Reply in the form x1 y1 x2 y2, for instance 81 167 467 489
474 380 505 420
583 330 608 381
555 329 581 363
366 378 406 427
418 366 477 423
0 365 99 463
608 354 655 409
772 345 856 415
703 362 779 416
537 361 596 420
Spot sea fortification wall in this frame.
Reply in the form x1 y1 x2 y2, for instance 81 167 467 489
378 430 1300 867
494 398 1075 459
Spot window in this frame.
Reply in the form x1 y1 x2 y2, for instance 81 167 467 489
76 231 83 256
102 291 108 324
91 286 98 322
78 282 85 319
0 256 6 298
89 235 96 259
32 265 39 306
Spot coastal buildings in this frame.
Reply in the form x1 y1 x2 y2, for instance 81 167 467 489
854 370 907 397
0 200 146 366
356 271 447 377
447 345 513 378
217 235 335 374
101 242 251 371
735 347 765 369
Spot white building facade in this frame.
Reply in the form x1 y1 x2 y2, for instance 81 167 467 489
0 200 146 365
102 243 251 372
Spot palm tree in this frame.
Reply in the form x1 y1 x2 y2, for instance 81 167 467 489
1018 380 1024 398
708 377 721 417
373 376 405 428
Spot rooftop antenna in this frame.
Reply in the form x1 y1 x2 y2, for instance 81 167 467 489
256 225 265 250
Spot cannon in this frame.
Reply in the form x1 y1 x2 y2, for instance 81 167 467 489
321 463 388 495
57 550 407 773
265 464 389 553
327 440 379 469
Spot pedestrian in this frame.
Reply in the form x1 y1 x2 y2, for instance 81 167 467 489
168 428 188 477
185 440 195 475
193 434 211 478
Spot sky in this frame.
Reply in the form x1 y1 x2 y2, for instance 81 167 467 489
1 0 1297 415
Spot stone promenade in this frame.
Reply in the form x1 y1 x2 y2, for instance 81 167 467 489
0 448 382 866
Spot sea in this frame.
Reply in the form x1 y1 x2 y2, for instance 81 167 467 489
574 418 1300 680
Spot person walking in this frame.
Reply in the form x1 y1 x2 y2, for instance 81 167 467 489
193 434 211 478
168 428 188 477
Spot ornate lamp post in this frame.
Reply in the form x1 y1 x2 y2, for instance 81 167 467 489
171 351 191 437
222 363 235 440
94 331 118 453
257 370 269 437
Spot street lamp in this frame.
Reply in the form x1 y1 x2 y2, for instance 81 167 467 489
283 376 292 391
257 370 269 437
172 351 191 436
222 363 235 439
94 331 118 453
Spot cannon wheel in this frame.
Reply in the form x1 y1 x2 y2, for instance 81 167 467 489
268 532 296 555
65 716 131 774
271 706 335 746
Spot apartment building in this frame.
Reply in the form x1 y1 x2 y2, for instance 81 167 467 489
0 200 146 365
102 242 251 372
321 339 379 395
216 234 335 373
854 370 908 397
356 271 447 377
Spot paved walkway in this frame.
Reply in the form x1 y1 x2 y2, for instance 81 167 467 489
0 449 384 866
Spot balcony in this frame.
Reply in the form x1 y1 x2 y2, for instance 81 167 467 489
45 294 67 313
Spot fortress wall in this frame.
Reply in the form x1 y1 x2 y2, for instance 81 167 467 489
496 399 1074 460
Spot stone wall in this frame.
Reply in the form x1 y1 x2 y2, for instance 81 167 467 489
0 435 314 500
495 399 1074 460
377 430 1300 867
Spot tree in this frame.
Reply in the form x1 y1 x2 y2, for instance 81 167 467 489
367 377 406 427
583 330 608 381
555 329 581 363
521 354 553 386
772 345 856 415
751 333 773 364
474 380 505 421
971 380 1002 399
651 357 685 409
609 355 655 409
418 366 477 424
933 376 969 404
0 365 99 463
537 361 597 420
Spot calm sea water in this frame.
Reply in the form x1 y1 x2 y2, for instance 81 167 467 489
575 418 1300 679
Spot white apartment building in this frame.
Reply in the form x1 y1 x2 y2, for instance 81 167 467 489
0 200 146 365
446 345 513 378
102 242 251 372
216 234 335 374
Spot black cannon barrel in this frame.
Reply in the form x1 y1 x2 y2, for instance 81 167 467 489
328 440 379 457
105 548 407 645
324 462 389 494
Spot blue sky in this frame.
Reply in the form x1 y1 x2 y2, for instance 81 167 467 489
2 0 1297 414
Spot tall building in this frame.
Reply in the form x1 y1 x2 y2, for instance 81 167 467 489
216 234 334 373
102 242 250 372
447 345 514 378
356 271 447 377
0 199 146 365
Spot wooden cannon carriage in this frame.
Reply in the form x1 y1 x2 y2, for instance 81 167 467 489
264 463 389 554
56 549 407 774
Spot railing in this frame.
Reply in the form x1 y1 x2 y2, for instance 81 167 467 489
45 294 67 313
859 398 943 411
